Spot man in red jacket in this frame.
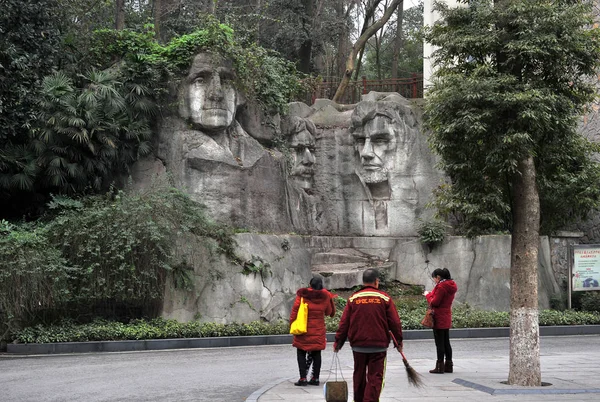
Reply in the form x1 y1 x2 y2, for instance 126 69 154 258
334 268 403 402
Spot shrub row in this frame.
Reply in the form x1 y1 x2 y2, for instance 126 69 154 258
13 306 600 344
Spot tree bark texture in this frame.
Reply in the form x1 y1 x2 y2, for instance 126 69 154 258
298 0 315 73
508 155 541 386
115 0 125 30
333 0 402 103
336 2 355 79
391 1 404 79
153 0 162 39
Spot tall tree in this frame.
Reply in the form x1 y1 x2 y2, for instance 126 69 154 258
335 1 356 78
363 1 423 79
391 0 403 78
333 0 402 102
298 0 315 73
0 0 64 201
115 0 125 30
424 0 600 386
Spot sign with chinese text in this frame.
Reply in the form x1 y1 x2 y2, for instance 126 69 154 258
572 247 600 291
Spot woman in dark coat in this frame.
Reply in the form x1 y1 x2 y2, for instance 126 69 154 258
424 268 458 374
289 277 336 386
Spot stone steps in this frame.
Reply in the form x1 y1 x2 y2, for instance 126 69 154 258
313 261 396 290
311 250 371 265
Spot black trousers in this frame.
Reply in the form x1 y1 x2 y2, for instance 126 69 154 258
296 348 322 379
432 328 452 361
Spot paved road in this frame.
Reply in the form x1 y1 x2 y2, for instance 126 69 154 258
1 335 599 402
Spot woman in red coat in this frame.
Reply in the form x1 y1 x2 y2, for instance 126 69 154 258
424 268 458 374
289 277 336 386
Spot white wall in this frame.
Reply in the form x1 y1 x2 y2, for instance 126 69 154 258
423 0 463 92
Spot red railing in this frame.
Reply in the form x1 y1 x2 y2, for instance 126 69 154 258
308 74 423 105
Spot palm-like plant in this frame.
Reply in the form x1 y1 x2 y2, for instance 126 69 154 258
34 69 155 193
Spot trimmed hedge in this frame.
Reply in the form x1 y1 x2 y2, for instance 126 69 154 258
12 305 600 344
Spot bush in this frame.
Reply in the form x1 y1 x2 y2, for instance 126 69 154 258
0 185 236 340
580 292 600 312
0 220 72 338
11 306 600 344
416 219 448 249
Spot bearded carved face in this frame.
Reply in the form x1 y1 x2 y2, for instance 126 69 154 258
180 52 241 132
288 118 316 191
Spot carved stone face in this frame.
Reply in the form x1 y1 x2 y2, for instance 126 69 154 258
180 52 239 132
352 114 398 183
289 119 316 190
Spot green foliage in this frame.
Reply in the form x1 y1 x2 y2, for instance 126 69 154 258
580 292 600 312
363 2 424 79
0 0 65 211
33 70 154 193
241 255 272 277
14 317 291 343
538 309 600 326
11 306 600 343
0 0 63 140
416 219 448 247
0 221 71 336
88 19 305 115
424 0 600 236
0 185 237 338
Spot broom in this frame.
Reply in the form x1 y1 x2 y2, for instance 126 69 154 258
389 331 424 388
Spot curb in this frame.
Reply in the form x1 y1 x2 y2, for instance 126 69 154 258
245 377 292 402
6 325 600 355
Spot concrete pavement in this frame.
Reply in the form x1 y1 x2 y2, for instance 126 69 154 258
249 336 600 402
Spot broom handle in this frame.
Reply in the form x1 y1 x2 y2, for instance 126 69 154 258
389 331 403 354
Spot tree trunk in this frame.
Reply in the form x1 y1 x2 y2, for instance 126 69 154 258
508 155 541 386
333 0 402 103
115 0 125 30
375 26 383 80
298 0 315 73
153 0 162 39
336 2 354 79
352 47 365 81
391 1 404 79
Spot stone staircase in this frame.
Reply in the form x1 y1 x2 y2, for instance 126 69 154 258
307 237 400 290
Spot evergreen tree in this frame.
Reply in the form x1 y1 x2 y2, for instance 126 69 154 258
425 0 600 385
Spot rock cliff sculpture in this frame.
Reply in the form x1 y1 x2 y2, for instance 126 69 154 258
343 94 435 234
156 51 291 232
281 115 323 233
292 92 440 236
286 116 317 192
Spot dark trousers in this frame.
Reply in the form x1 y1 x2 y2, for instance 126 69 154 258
352 351 387 402
433 328 452 361
296 348 322 379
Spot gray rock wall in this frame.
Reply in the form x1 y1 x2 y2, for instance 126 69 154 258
390 235 562 310
162 233 312 323
162 233 569 323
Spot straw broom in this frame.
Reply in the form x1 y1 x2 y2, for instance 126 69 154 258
389 331 424 388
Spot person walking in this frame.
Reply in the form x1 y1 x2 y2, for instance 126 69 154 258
423 267 458 374
333 268 403 402
289 276 336 386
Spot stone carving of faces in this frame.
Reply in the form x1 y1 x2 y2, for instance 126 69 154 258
350 107 399 184
179 52 244 132
287 117 317 191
